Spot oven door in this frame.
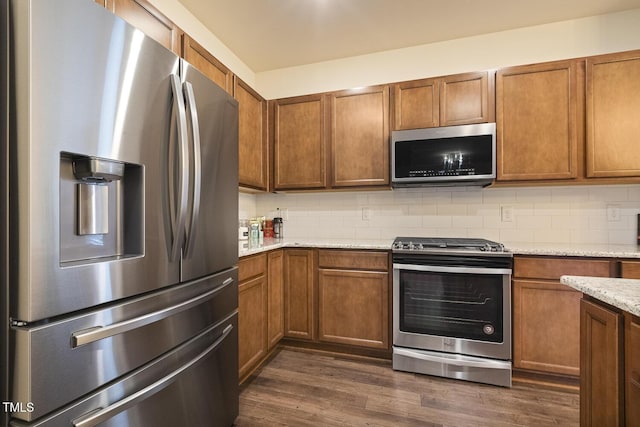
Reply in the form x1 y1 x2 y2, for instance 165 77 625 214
393 260 511 360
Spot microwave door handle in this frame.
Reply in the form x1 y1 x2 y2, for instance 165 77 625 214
71 324 233 427
182 82 201 259
168 74 189 262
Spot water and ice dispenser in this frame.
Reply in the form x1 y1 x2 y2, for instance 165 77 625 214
60 153 143 265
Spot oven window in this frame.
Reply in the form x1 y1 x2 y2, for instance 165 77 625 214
399 270 503 343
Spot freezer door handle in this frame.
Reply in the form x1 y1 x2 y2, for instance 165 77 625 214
168 74 190 262
182 81 201 259
71 277 235 348
71 323 234 427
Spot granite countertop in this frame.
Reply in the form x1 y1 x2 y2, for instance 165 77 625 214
239 238 394 257
239 238 640 259
561 275 640 317
505 243 640 259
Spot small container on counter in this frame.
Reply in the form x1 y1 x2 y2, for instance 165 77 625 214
238 219 249 240
264 219 274 238
273 217 283 239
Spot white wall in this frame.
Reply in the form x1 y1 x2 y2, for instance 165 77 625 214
257 8 640 99
131 4 640 100
146 0 256 87
253 185 640 246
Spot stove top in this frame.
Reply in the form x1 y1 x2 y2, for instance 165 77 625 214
392 237 508 254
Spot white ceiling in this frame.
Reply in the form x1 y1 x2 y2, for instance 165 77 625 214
177 0 640 72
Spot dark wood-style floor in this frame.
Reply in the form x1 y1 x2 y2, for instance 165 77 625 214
236 348 579 427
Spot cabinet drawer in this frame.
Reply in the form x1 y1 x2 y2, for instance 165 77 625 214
318 250 388 271
621 260 640 279
514 256 613 280
239 253 267 282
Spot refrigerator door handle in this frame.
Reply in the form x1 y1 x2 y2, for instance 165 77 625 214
168 74 190 262
71 277 235 348
71 324 234 427
182 81 201 259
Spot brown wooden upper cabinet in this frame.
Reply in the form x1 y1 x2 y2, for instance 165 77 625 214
586 50 640 178
330 86 389 188
392 71 494 130
272 94 328 190
182 35 234 94
272 86 390 191
497 49 640 184
235 77 269 191
496 60 581 182
108 0 182 54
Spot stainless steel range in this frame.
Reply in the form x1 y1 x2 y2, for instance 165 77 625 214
392 237 513 387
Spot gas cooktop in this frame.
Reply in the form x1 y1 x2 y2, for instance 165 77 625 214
392 237 509 254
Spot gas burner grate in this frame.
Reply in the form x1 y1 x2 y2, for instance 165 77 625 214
392 237 507 253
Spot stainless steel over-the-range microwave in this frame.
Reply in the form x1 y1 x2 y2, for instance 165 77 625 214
391 122 496 187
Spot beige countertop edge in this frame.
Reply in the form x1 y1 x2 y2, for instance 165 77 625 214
561 275 640 317
239 240 640 258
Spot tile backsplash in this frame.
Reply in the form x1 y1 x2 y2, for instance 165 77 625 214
241 185 640 245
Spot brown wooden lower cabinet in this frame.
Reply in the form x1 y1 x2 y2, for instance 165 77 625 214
282 248 391 353
580 298 624 427
512 256 614 380
621 260 640 279
267 250 284 349
238 254 268 380
626 312 640 427
317 250 390 350
318 269 388 349
284 249 316 340
513 279 581 376
238 251 285 381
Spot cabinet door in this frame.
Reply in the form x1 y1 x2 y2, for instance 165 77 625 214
330 86 389 188
273 95 327 190
496 60 580 181
318 269 389 349
513 280 581 376
621 261 640 279
112 0 181 54
586 50 640 178
440 71 494 126
580 299 623 427
267 250 284 349
238 274 267 380
626 313 640 427
284 249 316 340
235 77 268 190
238 254 268 380
392 77 439 130
182 35 233 94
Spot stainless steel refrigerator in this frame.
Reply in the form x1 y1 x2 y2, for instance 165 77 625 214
1 0 239 426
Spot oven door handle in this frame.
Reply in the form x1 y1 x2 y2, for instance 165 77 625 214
394 347 511 370
393 263 511 275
